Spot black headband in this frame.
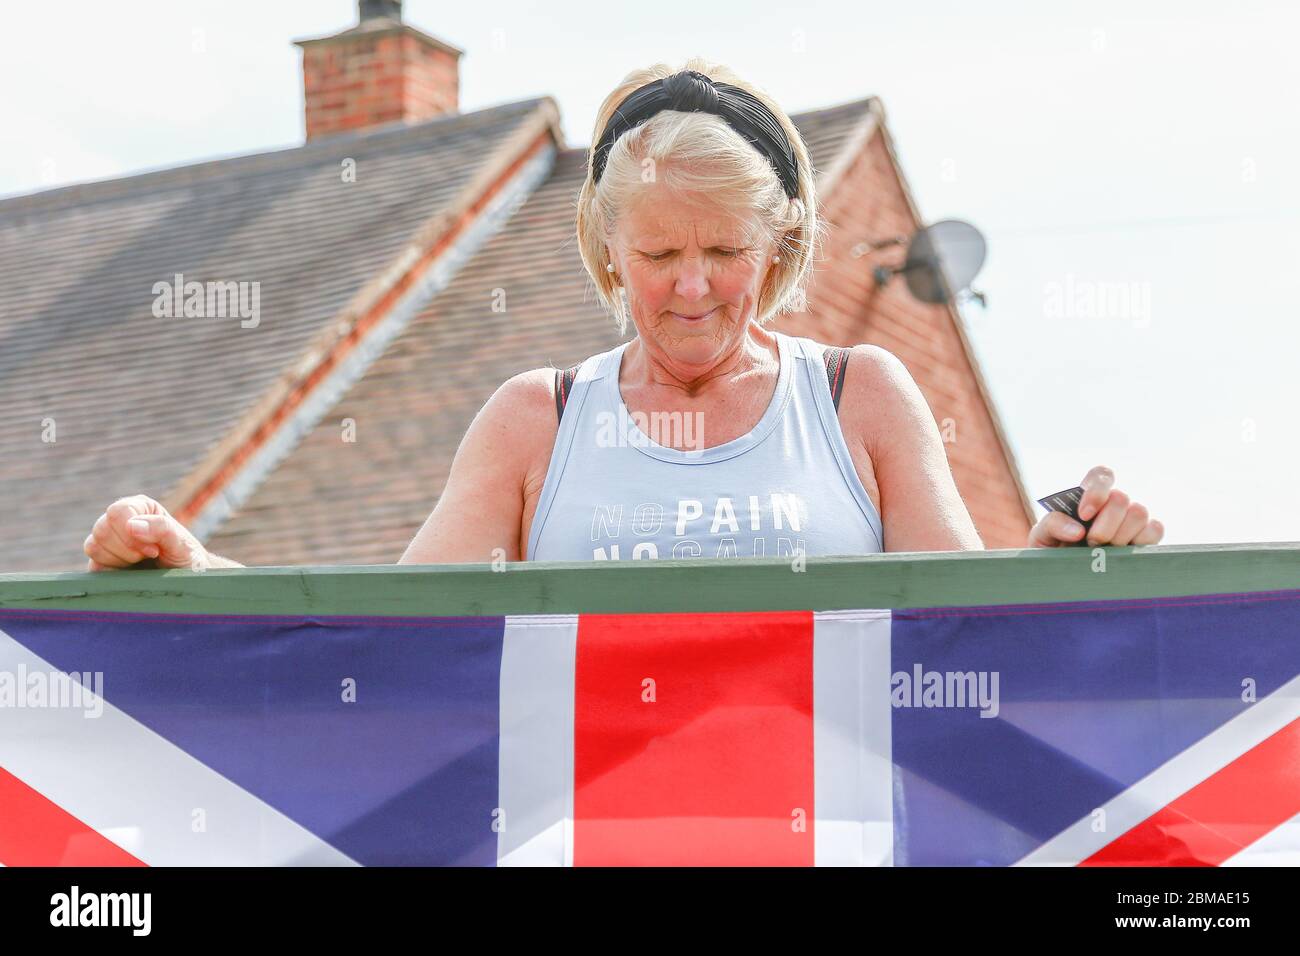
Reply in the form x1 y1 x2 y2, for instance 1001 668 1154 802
591 70 800 200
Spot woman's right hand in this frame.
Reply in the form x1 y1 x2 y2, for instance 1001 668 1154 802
84 494 211 571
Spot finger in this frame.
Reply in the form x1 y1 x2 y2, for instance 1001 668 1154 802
1029 511 1087 547
125 513 189 564
1109 502 1150 546
109 510 164 561
99 510 157 561
1132 519 1165 546
90 513 148 565
1076 465 1116 523
120 494 166 517
1085 489 1131 546
103 500 159 558
84 532 133 569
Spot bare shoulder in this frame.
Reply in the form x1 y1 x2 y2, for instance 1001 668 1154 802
838 343 908 381
833 343 925 459
831 342 984 551
479 366 562 490
486 366 562 420
474 366 560 453
841 343 914 394
398 367 559 565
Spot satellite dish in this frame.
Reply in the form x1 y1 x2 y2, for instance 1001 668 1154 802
870 219 987 306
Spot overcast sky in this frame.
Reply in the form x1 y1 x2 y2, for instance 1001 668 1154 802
3 0 1297 546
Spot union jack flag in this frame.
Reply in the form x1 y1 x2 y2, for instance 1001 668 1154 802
1 588 1297 866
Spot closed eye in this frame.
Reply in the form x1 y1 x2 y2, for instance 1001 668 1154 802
644 248 742 261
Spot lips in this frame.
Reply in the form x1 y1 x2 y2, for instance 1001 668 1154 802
671 307 717 321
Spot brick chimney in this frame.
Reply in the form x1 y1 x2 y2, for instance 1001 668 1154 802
294 0 464 141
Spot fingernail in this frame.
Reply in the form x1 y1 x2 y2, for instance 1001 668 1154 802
1065 522 1084 535
128 517 149 535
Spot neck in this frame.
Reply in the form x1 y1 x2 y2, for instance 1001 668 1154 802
622 325 779 398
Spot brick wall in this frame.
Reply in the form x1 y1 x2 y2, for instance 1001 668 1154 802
299 28 460 141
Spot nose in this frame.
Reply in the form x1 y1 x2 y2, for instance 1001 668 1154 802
673 255 711 302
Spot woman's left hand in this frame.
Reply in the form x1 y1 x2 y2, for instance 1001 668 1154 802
1027 465 1165 548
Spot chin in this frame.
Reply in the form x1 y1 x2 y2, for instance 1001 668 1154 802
637 307 739 348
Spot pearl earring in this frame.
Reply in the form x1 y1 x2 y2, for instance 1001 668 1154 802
606 263 615 273
772 255 780 264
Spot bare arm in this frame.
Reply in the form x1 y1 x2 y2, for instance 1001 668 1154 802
88 372 553 571
844 345 985 553
399 368 557 565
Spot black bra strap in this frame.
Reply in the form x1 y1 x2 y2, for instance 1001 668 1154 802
554 364 581 423
823 345 851 411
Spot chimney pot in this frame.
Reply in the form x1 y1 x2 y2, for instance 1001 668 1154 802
358 0 402 22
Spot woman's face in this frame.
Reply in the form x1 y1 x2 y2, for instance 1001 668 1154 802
609 182 776 377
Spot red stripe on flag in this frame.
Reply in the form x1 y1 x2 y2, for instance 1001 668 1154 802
1083 716 1300 866
573 611 815 866
0 766 145 866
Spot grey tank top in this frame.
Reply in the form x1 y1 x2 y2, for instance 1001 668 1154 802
526 330 884 561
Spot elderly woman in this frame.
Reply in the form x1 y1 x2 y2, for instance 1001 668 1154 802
84 62 1163 572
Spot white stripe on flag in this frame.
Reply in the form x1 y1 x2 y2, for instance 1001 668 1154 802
0 627 357 866
813 609 894 866
1014 671 1300 865
1221 810 1300 866
497 614 578 866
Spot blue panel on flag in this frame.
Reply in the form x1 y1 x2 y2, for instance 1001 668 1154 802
889 590 1300 866
0 609 505 865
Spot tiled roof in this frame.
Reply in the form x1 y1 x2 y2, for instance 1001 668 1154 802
202 99 888 566
0 98 554 571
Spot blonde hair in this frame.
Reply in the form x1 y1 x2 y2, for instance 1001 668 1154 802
576 57 825 335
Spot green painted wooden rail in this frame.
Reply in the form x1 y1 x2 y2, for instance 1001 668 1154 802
1 542 1296 616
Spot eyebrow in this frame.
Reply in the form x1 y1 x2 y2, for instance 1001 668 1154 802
633 222 756 243
635 233 752 247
